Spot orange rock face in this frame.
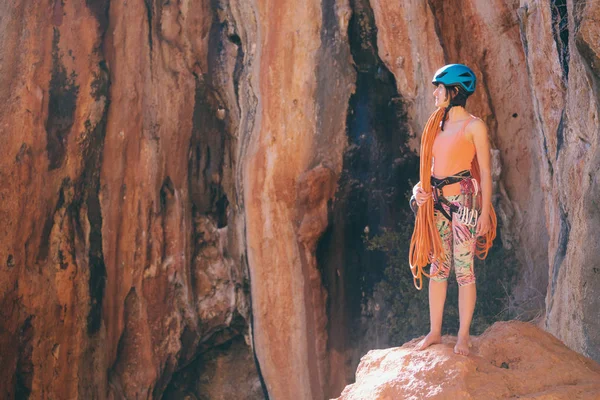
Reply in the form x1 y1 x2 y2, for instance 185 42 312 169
244 0 355 396
530 0 600 364
0 0 257 398
2 0 600 399
335 321 600 400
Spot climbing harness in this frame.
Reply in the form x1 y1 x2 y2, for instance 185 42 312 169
430 170 480 227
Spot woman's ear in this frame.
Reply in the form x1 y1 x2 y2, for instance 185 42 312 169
449 86 460 103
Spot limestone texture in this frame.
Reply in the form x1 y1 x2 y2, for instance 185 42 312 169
1 0 599 399
0 0 257 398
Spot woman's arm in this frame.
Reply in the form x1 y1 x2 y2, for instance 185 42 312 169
468 119 492 236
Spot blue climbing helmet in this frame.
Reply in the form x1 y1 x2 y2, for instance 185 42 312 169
432 64 477 94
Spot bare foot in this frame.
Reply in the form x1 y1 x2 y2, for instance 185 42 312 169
454 335 471 356
415 332 442 351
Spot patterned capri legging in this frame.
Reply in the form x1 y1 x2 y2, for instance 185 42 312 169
430 194 477 286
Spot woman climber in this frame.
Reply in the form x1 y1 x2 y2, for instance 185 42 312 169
409 64 497 356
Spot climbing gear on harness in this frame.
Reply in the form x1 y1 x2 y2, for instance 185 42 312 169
430 170 471 219
432 64 477 94
458 176 479 227
430 171 480 227
457 206 478 228
409 107 498 291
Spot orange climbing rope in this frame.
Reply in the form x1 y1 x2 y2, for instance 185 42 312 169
408 108 497 290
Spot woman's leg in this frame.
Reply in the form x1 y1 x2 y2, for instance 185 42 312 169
456 282 476 355
416 209 452 350
452 210 477 355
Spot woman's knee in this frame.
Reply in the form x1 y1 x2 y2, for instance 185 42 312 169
430 261 450 282
456 270 476 286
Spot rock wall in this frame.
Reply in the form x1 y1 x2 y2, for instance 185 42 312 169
518 0 600 362
0 0 259 398
244 0 355 397
1 0 599 399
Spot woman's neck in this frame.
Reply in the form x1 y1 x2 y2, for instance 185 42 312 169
445 106 469 122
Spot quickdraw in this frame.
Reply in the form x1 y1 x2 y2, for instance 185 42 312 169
457 206 478 227
457 177 479 227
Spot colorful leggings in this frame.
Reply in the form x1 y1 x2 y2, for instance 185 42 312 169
430 195 477 286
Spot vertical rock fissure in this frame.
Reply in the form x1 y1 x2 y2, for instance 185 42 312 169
46 28 80 171
555 108 566 160
85 175 108 336
476 52 500 141
81 60 111 335
248 286 270 400
188 77 227 224
160 2 268 395
550 0 570 81
427 0 448 59
159 176 175 268
36 179 67 263
83 0 112 338
546 203 570 318
229 32 244 110
516 5 555 178
85 0 111 33
14 316 34 399
518 11 555 177
144 0 154 52
317 0 417 396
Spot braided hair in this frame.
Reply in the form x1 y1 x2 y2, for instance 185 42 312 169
440 85 471 131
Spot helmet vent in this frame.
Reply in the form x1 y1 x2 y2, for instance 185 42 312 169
437 72 447 78
459 72 473 77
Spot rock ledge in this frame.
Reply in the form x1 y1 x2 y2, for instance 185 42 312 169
335 321 600 400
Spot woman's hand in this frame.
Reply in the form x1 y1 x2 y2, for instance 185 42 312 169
415 187 432 206
476 212 490 237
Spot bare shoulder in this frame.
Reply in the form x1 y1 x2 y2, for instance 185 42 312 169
465 117 488 141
